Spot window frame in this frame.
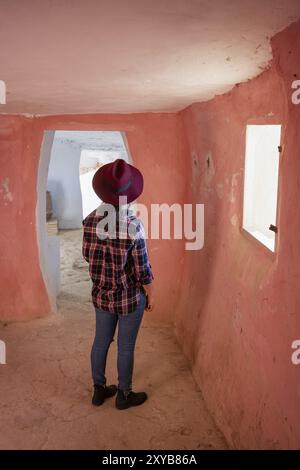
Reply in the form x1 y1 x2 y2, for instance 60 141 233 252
240 123 283 256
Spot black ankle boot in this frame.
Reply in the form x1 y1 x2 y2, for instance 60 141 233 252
115 389 148 410
92 384 117 406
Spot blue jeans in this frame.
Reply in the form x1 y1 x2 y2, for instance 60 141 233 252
91 292 146 393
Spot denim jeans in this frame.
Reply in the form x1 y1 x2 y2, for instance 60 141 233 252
91 291 146 393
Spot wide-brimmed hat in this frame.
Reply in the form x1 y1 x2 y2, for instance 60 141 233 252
92 158 144 205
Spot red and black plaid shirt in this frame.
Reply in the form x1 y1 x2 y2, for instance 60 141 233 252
82 206 154 315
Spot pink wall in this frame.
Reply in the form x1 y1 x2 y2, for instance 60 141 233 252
175 20 300 448
1 17 300 449
0 113 188 324
0 115 50 320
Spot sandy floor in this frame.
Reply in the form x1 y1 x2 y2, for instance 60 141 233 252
0 229 227 450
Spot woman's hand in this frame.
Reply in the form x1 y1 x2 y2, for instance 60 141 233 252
143 283 155 312
145 294 155 312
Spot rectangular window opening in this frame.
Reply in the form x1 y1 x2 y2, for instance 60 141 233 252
243 124 281 253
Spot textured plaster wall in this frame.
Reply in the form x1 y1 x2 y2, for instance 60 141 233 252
0 115 51 320
1 0 300 114
1 16 300 450
0 113 187 323
37 130 60 313
175 20 300 449
47 136 83 229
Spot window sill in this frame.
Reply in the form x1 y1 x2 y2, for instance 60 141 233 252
240 227 277 260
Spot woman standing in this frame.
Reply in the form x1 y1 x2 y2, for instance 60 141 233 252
82 159 154 410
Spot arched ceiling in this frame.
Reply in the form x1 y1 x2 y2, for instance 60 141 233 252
1 0 300 115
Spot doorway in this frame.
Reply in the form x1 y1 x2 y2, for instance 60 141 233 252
37 130 131 311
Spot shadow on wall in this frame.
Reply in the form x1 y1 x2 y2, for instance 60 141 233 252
175 123 224 367
47 180 66 224
47 136 83 230
37 130 59 313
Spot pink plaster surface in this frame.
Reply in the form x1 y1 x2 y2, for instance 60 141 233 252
175 20 300 448
1 0 300 114
0 115 51 320
0 15 300 449
0 230 227 450
0 113 187 324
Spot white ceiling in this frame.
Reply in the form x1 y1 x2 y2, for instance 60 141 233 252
1 0 300 115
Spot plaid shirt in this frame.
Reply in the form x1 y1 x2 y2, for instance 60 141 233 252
82 205 154 314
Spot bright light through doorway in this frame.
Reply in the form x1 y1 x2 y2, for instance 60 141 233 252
243 124 281 252
79 133 130 218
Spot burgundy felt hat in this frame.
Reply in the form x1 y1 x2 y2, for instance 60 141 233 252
92 158 144 205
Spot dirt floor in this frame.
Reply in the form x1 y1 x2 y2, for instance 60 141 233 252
0 229 227 450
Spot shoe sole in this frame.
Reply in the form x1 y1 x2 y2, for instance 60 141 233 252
116 398 148 410
92 400 105 407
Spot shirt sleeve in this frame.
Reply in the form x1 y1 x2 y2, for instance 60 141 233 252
82 220 90 263
131 221 154 285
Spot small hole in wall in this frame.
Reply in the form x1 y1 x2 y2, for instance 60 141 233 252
206 156 210 169
293 73 297 78
192 154 198 167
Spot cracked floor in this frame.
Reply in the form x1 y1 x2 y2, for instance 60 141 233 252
0 229 227 450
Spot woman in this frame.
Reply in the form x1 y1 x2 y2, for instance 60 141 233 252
82 159 154 410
